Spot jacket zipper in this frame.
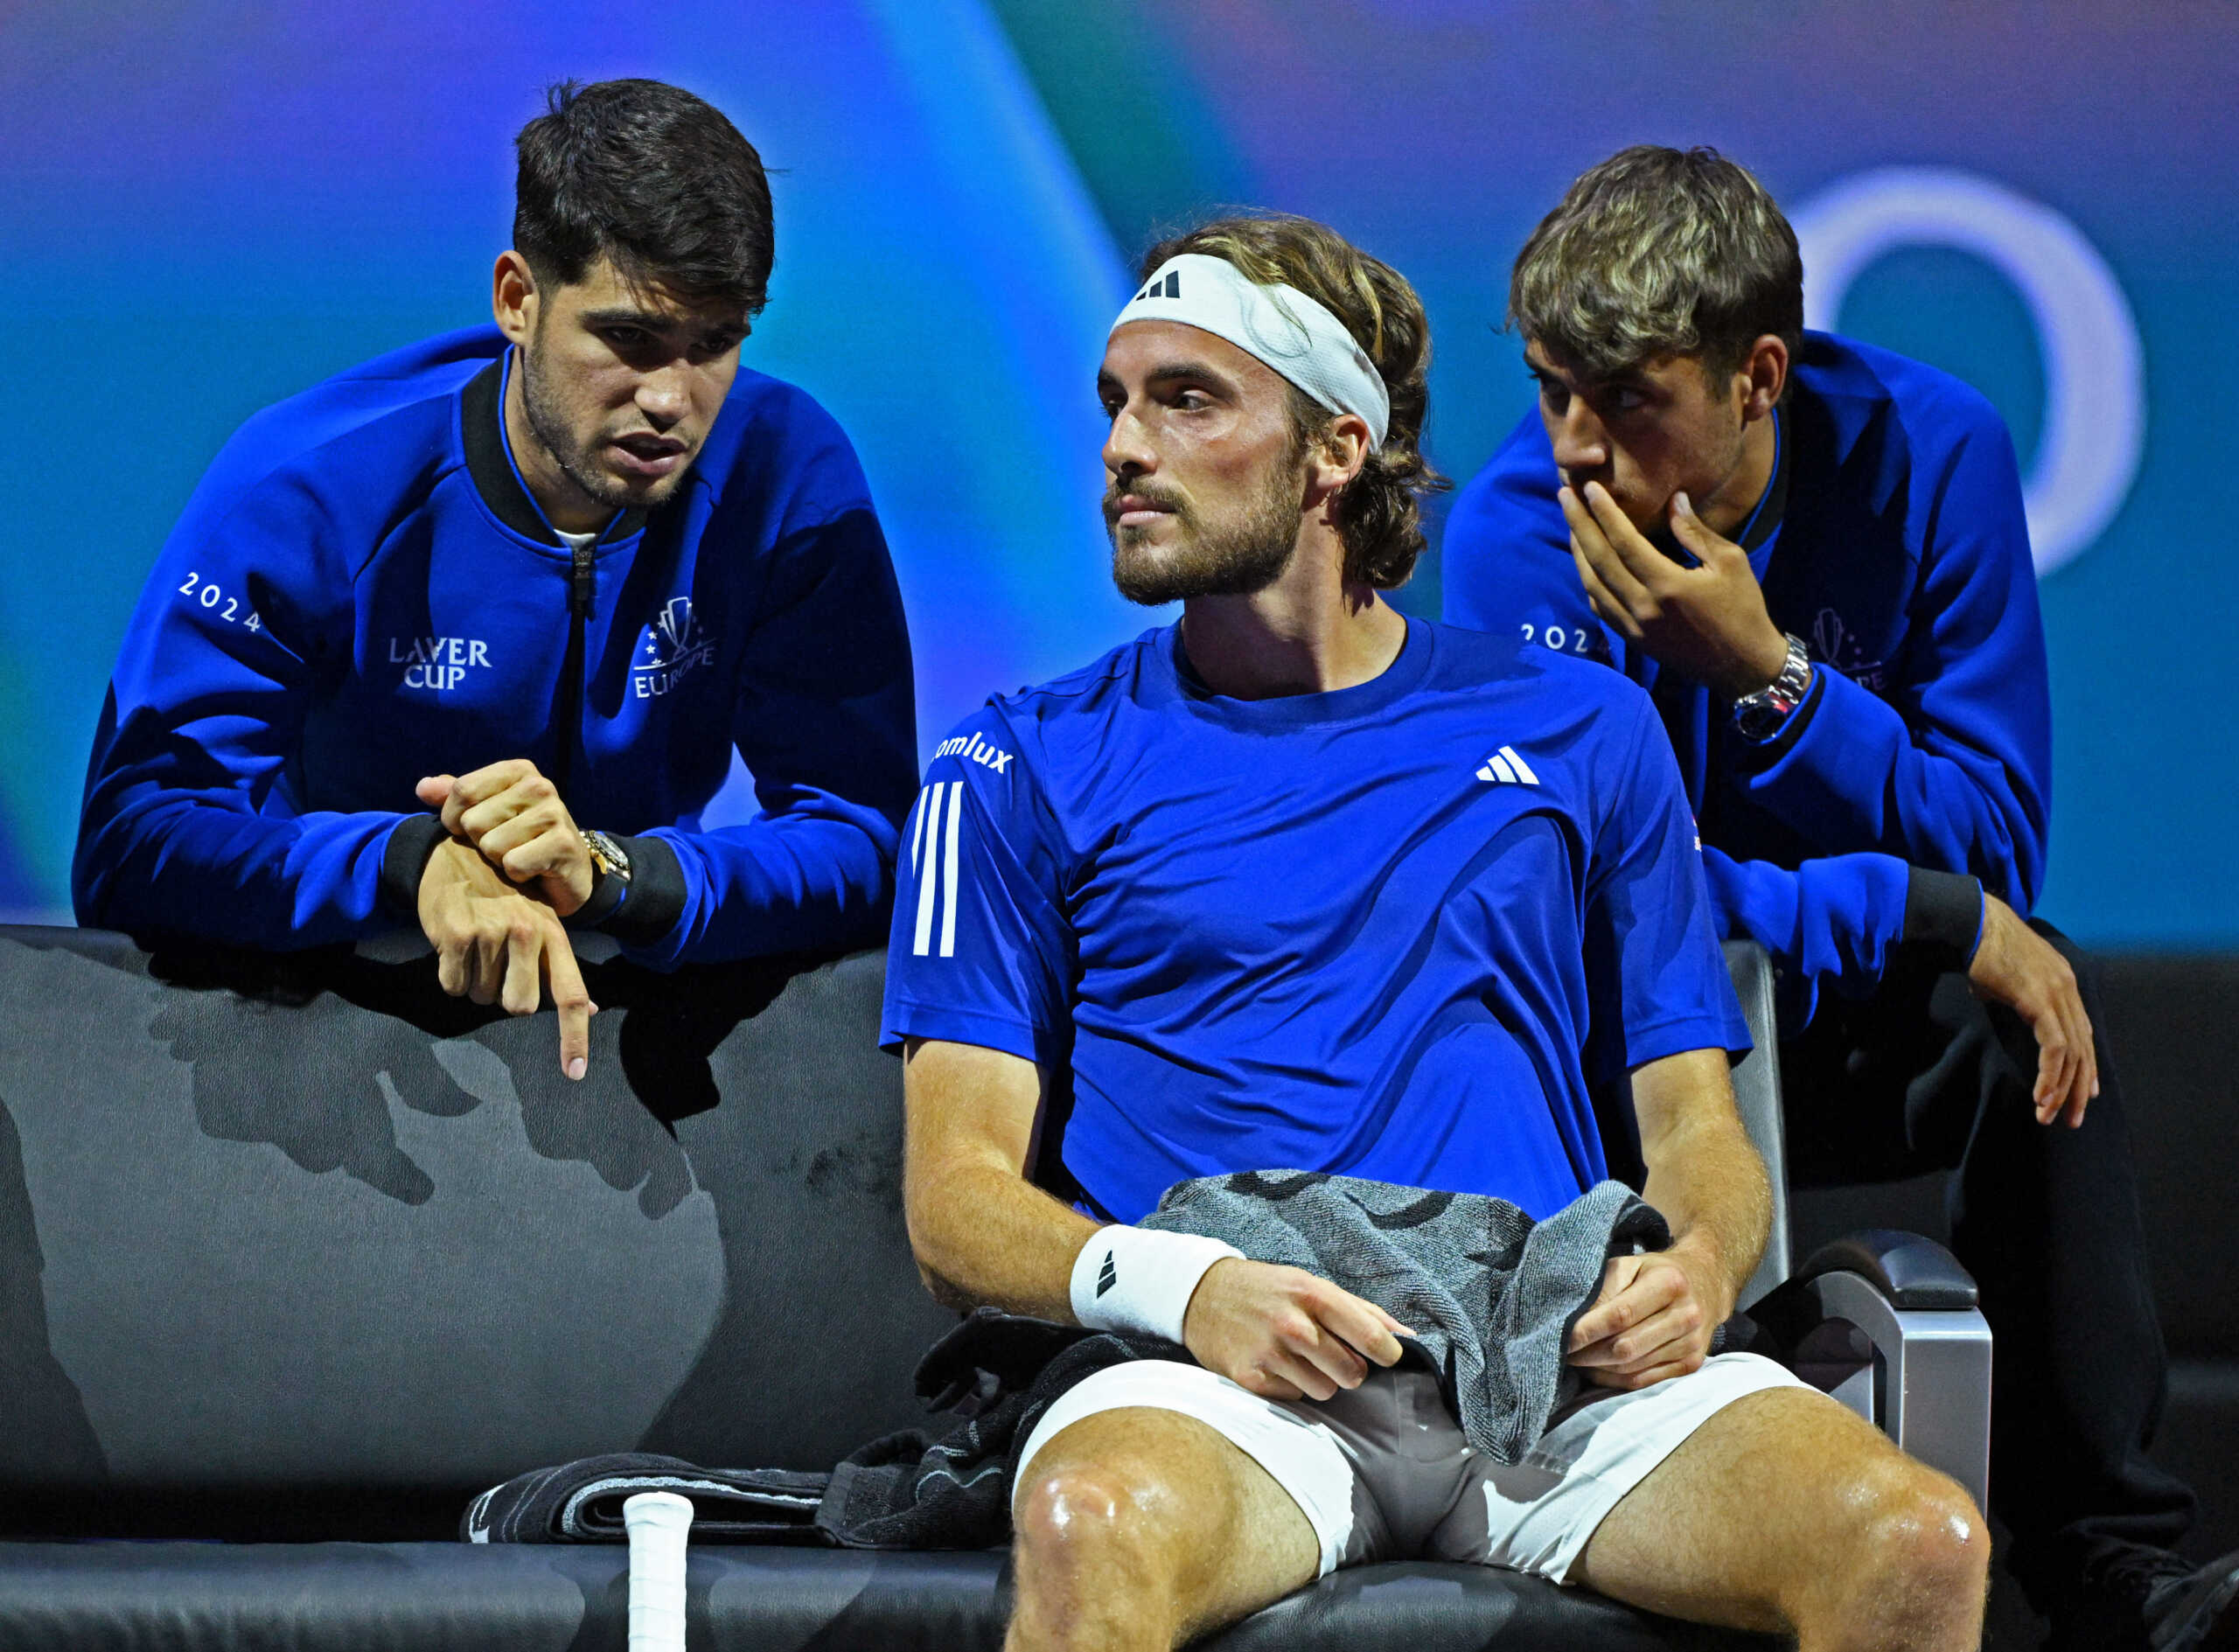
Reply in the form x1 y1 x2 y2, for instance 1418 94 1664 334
554 539 595 808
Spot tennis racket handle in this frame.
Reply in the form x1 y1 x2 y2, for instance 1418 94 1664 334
624 1491 694 1652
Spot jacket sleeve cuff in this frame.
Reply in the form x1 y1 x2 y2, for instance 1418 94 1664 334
594 833 685 948
1903 867 1985 972
380 815 450 919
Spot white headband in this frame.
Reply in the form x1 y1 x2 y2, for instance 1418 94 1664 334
1109 253 1392 449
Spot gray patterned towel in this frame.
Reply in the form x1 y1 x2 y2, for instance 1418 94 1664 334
1141 1171 1668 1463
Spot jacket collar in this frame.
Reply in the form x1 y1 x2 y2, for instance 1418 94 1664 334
461 357 650 547
1735 406 1789 556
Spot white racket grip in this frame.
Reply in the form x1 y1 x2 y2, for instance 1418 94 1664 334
624 1491 694 1652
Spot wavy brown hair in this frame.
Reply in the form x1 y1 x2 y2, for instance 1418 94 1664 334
1510 146 1803 383
1141 213 1447 589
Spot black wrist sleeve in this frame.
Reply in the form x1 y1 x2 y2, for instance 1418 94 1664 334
594 833 686 948
566 861 629 931
380 815 450 919
1903 867 1985 973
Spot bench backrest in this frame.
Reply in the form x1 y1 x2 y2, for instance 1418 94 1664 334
0 927 954 1536
0 927 1789 1537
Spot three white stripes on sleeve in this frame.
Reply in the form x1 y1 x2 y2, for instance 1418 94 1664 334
910 782 965 958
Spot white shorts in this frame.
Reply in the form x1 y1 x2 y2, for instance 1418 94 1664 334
1015 1352 1808 1582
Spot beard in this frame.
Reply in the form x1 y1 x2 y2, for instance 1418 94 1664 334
1105 453 1307 607
519 337 692 516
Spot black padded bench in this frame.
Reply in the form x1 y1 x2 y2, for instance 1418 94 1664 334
0 926 1957 1649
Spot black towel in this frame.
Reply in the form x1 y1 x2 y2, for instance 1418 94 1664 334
462 1451 831 1544
461 1316 1175 1551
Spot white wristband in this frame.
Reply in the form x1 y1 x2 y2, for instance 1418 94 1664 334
1069 1225 1244 1344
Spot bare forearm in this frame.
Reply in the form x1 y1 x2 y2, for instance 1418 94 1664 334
1640 1114 1768 1312
901 1037 1101 1321
908 1156 1099 1321
1632 1049 1770 1316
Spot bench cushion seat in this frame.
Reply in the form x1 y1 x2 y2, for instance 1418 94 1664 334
0 1543 1774 1650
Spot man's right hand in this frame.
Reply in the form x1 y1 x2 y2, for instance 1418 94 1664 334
1968 893 2097 1128
417 837 596 1080
1181 1257 1411 1402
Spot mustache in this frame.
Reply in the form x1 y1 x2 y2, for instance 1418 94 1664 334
1102 481 1189 526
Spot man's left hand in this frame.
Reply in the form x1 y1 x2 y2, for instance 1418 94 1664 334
1561 482 1790 701
417 760 596 916
1969 894 2098 1129
1566 1241 1728 1391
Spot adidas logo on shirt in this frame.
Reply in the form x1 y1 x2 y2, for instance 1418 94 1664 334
1475 745 1540 786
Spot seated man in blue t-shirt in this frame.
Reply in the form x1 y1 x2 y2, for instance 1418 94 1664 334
1440 145 2232 1652
884 215 1988 1651
74 80 917 1077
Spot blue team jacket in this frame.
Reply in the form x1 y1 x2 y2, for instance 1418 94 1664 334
75 325 918 965
1443 332 2052 1023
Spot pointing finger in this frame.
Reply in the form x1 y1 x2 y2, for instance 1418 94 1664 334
544 927 594 1082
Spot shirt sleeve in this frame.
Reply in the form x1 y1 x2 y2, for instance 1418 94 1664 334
72 465 405 947
1702 846 1985 1028
1727 408 2051 911
1583 699 1752 1076
610 428 920 967
879 712 1075 1070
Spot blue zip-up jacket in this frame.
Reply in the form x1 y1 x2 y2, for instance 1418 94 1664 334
1443 331 2052 1024
75 325 918 965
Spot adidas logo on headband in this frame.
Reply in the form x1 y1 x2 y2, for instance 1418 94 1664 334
1111 253 1392 449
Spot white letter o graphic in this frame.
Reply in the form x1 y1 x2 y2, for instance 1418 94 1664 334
1789 168 2145 577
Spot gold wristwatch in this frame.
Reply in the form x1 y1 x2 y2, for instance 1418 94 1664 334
582 828 632 889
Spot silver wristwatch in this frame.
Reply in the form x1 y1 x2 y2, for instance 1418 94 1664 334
1732 633 1814 742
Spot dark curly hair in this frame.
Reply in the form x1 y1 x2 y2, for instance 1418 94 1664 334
513 79 774 314
1140 213 1448 589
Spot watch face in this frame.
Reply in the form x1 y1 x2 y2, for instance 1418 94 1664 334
585 831 629 881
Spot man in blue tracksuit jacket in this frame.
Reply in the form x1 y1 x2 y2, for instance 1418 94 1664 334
1443 147 2234 1650
75 80 917 1080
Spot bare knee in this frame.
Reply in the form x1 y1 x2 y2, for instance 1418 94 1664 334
1815 1460 1988 1649
1014 1459 1169 1574
1010 1458 1195 1652
1857 1464 1988 1597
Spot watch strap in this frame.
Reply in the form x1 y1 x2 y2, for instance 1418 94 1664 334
566 829 632 931
1732 633 1814 742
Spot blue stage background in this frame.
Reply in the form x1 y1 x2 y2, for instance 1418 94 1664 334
1 0 2231 947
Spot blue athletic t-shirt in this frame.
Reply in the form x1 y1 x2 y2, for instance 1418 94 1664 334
881 616 1748 1225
